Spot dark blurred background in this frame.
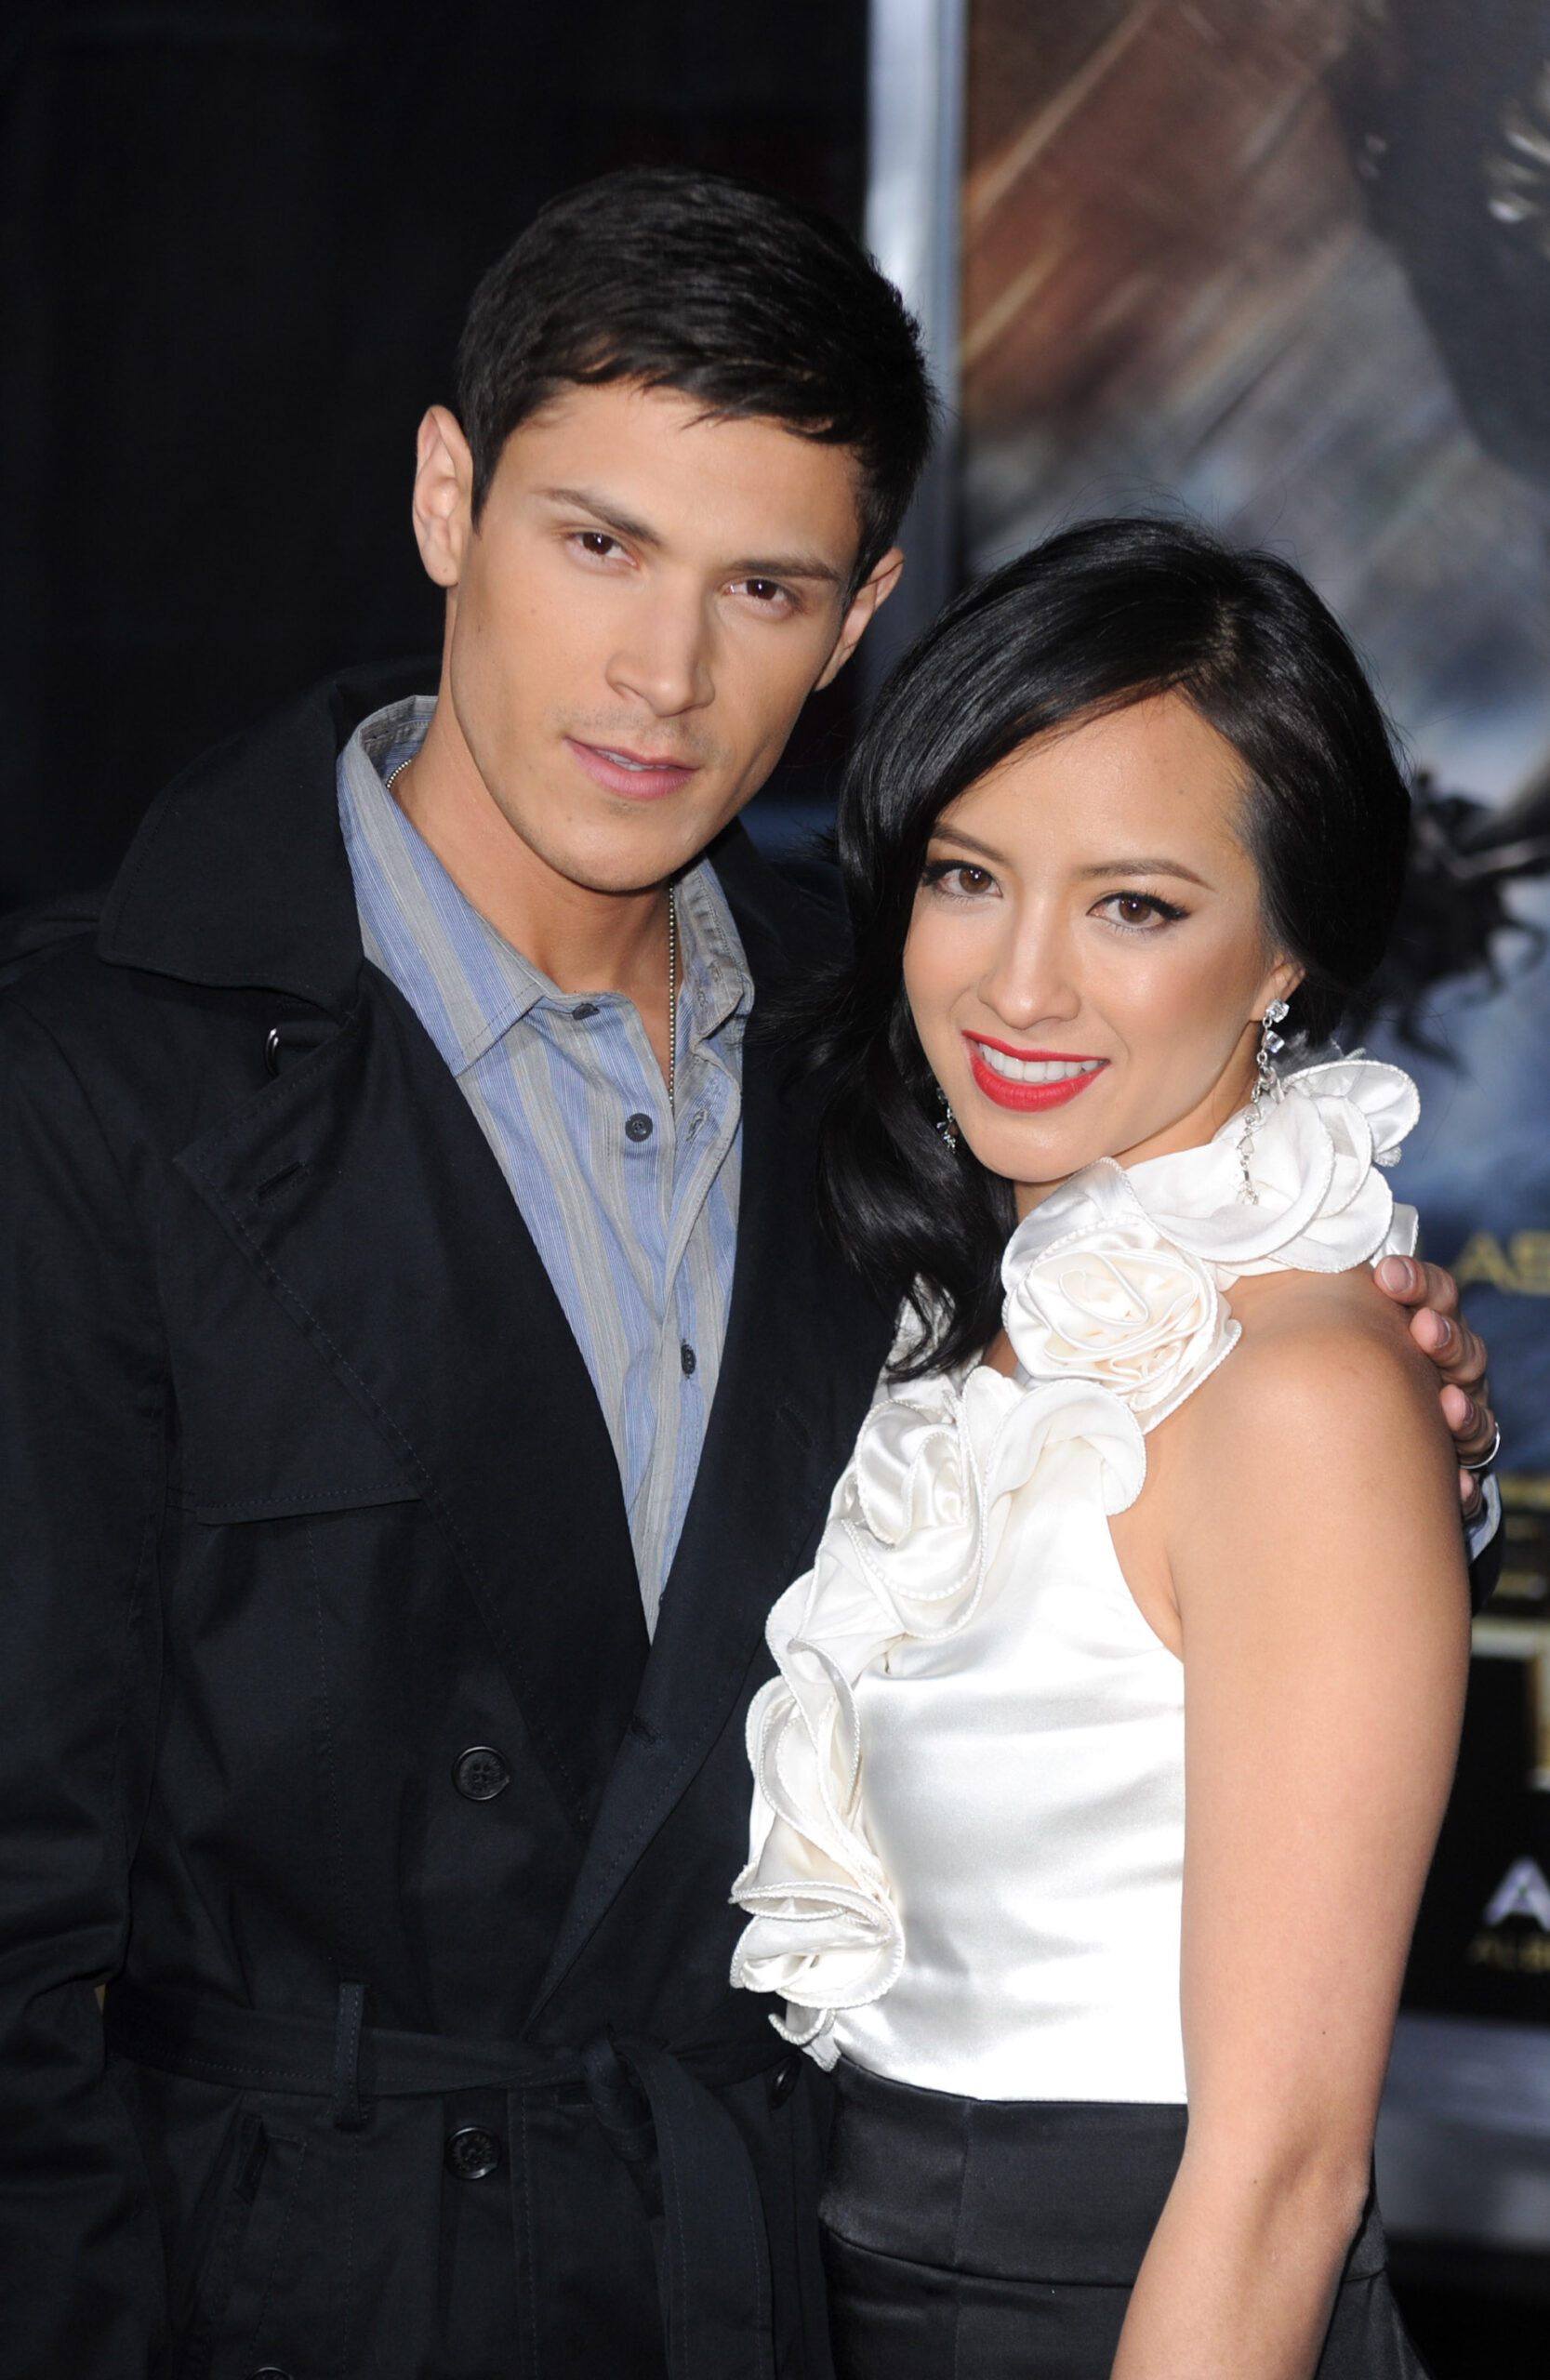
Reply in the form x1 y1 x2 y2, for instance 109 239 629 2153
0 0 867 909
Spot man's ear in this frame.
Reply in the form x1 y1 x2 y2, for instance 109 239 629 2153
815 546 906 689
411 405 475 590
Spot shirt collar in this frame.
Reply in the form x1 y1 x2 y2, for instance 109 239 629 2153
338 696 753 1078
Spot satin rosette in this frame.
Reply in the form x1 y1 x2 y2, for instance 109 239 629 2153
1003 1058 1421 1299
1001 1188 1239 1433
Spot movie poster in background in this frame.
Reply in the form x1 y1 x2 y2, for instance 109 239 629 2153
959 0 1550 2239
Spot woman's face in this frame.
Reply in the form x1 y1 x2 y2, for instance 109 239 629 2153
903 692 1303 1215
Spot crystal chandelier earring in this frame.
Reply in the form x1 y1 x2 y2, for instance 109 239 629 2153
1235 998 1289 1205
935 1085 959 1152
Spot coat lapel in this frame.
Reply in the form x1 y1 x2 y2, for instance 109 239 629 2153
175 975 650 1843
531 868 894 2013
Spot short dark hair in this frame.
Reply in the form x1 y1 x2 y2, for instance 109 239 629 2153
455 168 935 583
803 516 1412 1375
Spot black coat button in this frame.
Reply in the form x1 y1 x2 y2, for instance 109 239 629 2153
625 1111 654 1142
680 1342 696 1377
768 2053 802 2109
248 2369 294 2379
445 2124 503 2181
453 1746 510 1803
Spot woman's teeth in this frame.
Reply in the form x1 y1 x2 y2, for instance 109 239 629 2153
974 1048 1103 1085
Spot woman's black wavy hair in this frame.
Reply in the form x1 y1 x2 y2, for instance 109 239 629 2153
804 515 1411 1377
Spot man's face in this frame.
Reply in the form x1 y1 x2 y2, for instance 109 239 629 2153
415 381 898 895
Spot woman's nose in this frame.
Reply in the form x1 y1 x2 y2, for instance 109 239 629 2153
982 921 1081 1029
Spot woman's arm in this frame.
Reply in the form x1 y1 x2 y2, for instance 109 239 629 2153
1110 1287 1470 2380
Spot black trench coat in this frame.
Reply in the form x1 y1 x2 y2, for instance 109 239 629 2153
0 665 894 2380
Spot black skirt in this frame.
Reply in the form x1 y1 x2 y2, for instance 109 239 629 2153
820 2061 1428 2380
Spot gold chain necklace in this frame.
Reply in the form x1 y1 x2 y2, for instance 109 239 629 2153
667 882 678 1112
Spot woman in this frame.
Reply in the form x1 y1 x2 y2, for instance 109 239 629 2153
731 519 1470 2378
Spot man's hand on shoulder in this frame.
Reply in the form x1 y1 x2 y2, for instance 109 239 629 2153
1374 1254 1496 1519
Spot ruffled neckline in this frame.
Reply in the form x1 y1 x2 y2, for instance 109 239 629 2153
729 1056 1421 2059
998 1057 1419 1431
1007 1056 1418 1288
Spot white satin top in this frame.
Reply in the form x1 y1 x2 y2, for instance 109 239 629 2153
731 1059 1421 2102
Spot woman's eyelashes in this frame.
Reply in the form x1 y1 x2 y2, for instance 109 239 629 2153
920 862 1189 932
921 858 998 899
1091 890 1190 932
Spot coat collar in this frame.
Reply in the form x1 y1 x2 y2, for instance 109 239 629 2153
97 661 431 1011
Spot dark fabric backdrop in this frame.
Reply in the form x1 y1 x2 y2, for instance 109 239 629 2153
0 0 868 907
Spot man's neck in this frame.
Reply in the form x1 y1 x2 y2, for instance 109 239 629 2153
391 695 669 1002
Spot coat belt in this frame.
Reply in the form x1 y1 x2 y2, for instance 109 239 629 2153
103 1980 781 2380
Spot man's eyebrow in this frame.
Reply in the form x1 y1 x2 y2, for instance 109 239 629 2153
537 485 662 548
731 550 845 586
535 485 844 585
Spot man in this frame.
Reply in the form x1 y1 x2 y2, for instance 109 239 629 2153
0 169 1498 2378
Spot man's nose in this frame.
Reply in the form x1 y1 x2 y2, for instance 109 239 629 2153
605 586 715 717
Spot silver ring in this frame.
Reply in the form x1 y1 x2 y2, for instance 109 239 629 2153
1461 1421 1502 1475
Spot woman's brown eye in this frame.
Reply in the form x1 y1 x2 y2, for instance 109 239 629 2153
921 859 997 896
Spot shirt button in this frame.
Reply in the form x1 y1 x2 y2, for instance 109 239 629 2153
572 1002 599 1021
680 1342 697 1377
453 1746 510 1802
445 2125 503 2181
625 1112 654 1142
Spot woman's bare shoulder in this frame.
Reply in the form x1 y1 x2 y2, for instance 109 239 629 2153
1219 1263 1434 1408
1171 1265 1447 1485
1116 1262 1464 1649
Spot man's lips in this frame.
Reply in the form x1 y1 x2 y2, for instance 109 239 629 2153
564 737 700 800
964 1035 1108 1112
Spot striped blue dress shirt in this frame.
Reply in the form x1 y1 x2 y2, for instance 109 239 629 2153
337 696 752 1633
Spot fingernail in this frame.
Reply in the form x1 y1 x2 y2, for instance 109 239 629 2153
1379 1256 1411 1289
1435 1316 1453 1347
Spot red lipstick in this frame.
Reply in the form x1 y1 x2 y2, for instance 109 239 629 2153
964 1035 1108 1113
